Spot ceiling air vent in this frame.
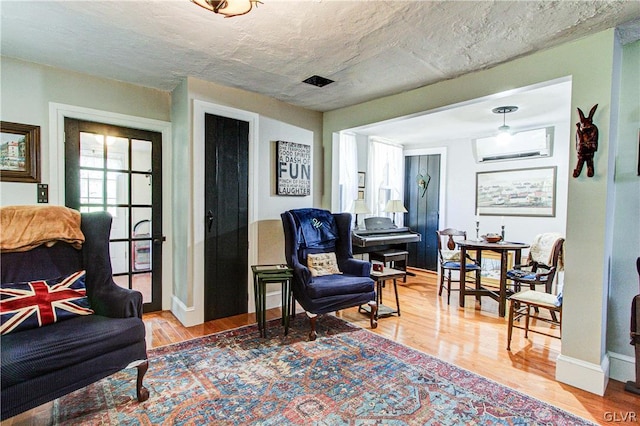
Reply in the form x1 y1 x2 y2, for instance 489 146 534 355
302 75 334 87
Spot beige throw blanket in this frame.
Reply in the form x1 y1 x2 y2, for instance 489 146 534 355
528 232 564 270
0 205 84 253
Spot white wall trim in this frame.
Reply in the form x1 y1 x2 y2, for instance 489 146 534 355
49 102 173 311
608 351 635 383
171 295 198 327
556 353 610 396
403 146 448 230
191 99 260 324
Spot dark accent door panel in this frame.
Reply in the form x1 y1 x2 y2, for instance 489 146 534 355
204 114 249 321
404 154 440 271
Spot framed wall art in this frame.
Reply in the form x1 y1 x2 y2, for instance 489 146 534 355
276 140 311 196
476 166 556 217
0 121 41 183
358 172 366 188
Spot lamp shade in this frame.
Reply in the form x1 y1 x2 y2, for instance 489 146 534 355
351 199 371 214
384 199 407 213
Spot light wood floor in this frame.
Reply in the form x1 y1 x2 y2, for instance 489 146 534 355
5 269 637 425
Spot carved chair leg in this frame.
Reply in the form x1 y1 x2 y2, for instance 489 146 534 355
136 360 150 402
368 301 378 329
309 315 318 341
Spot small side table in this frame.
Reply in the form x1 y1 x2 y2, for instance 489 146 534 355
360 267 405 319
251 264 294 337
369 249 409 282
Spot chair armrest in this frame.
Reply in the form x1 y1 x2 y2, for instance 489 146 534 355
340 258 371 277
292 264 312 286
91 282 143 319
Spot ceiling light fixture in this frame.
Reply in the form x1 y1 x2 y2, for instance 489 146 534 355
191 0 261 18
492 106 518 144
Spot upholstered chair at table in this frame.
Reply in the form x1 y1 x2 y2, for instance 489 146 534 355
506 233 564 321
281 208 377 340
436 228 481 305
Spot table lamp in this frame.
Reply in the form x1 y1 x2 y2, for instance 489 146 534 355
351 199 370 229
384 199 407 226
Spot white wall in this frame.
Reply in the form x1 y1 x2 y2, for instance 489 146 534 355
258 116 314 219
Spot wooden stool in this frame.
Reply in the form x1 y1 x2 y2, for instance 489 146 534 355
369 249 409 281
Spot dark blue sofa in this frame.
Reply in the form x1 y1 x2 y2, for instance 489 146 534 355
281 209 377 340
0 211 149 420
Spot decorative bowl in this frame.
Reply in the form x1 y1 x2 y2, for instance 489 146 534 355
482 234 502 243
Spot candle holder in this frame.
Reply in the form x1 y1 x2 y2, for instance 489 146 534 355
500 225 505 242
475 221 480 241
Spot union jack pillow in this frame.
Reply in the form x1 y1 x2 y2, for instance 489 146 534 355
1 270 94 335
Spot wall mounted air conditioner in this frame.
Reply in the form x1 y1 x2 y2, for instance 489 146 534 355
472 127 554 163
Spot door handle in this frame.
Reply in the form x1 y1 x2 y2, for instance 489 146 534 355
152 236 166 245
206 210 214 232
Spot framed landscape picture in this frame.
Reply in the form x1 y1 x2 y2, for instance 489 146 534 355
0 121 40 183
476 166 556 217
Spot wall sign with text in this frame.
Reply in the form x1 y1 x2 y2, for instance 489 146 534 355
276 140 311 196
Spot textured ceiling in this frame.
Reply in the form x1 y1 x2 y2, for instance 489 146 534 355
1 1 639 112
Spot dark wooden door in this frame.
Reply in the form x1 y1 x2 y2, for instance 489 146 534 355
204 113 249 321
404 154 440 271
64 118 163 312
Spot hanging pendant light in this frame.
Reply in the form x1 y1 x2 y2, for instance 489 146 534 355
492 106 518 144
191 0 261 17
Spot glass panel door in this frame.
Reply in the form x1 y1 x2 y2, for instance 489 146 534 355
65 118 162 312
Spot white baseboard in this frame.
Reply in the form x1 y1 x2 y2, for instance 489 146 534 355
171 295 200 327
556 353 610 396
608 351 635 383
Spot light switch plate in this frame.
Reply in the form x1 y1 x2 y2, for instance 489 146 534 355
37 184 48 203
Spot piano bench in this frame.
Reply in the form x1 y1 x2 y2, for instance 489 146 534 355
370 249 409 281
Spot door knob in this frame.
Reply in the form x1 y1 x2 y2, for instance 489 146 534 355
206 210 214 232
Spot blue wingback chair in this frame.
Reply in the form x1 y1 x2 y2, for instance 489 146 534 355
281 208 377 340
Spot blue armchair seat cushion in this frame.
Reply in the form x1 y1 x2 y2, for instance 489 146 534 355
305 274 374 299
506 269 548 281
1 314 145 388
442 261 481 270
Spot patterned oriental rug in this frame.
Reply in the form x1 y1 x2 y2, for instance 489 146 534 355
53 316 594 425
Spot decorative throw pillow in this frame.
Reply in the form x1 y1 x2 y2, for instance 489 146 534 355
307 252 342 277
0 270 93 335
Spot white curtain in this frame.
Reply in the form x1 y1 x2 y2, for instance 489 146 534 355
338 132 359 214
367 138 404 226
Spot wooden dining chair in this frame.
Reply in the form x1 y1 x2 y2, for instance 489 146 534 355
436 228 481 305
506 234 564 321
506 288 562 351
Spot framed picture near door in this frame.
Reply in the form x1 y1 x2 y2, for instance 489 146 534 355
276 140 311 196
476 166 556 217
0 121 40 183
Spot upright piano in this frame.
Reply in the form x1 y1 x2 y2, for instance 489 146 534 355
351 217 421 255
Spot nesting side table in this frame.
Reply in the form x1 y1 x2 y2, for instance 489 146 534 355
360 267 405 319
251 264 294 337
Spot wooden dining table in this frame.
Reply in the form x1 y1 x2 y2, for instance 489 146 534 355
457 239 530 317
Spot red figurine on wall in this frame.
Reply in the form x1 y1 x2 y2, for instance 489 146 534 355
573 104 599 178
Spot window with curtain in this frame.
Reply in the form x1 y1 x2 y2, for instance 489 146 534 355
367 138 404 226
338 132 359 214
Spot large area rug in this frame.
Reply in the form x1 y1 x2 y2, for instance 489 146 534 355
53 315 594 425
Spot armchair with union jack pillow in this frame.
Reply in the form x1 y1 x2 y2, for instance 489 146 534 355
0 207 149 420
